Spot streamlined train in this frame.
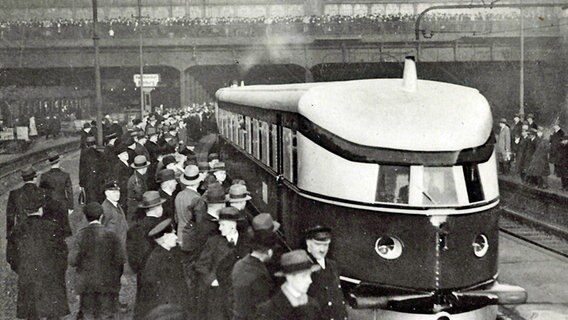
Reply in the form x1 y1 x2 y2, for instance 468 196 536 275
214 57 527 320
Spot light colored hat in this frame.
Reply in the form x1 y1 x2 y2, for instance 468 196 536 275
226 184 252 202
179 165 202 185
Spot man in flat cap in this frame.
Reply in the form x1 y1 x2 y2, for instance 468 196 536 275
231 213 280 320
135 218 189 319
69 202 125 319
255 249 321 320
7 186 70 320
304 226 348 320
6 167 41 239
101 181 128 251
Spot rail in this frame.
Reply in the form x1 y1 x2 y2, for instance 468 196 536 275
499 208 568 258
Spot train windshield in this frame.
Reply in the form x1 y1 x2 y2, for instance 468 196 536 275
376 163 494 206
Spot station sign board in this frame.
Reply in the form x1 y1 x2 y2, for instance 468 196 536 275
133 74 160 88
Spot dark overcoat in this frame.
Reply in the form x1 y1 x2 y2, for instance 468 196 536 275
231 254 275 320
527 137 551 177
39 167 74 210
517 136 536 173
307 257 348 320
134 246 189 319
126 170 147 220
112 160 133 209
126 215 161 274
68 222 125 294
6 216 70 319
550 129 565 165
79 147 106 203
159 189 176 223
194 234 233 320
175 187 204 244
6 182 41 238
255 288 321 320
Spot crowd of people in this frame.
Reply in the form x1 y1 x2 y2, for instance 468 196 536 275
495 113 568 191
5 105 347 320
0 11 554 40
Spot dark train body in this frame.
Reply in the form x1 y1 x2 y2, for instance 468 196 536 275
215 59 526 319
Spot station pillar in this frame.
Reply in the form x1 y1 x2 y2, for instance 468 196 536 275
561 6 568 128
186 73 213 106
180 69 189 108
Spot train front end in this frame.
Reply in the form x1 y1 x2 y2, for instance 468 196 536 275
294 59 527 319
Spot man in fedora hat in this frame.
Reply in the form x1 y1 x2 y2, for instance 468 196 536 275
80 136 106 203
195 207 249 320
255 249 321 320
69 202 125 320
526 113 538 130
127 155 150 222
134 130 151 161
212 161 231 189
511 114 523 162
304 226 347 320
135 218 189 319
231 214 280 320
127 191 168 314
157 169 178 222
496 118 511 175
112 143 132 208
7 186 70 320
80 122 94 149
126 191 167 274
175 165 206 245
227 183 253 226
6 167 42 239
40 151 74 215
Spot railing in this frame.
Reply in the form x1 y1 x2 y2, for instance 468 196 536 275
0 15 559 41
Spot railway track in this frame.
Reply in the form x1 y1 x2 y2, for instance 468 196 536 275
499 208 568 258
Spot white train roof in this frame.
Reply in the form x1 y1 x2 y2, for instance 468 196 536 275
216 79 493 152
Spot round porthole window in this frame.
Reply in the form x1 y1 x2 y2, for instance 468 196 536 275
473 234 489 258
375 236 403 260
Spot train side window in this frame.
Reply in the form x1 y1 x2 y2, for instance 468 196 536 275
376 165 410 204
252 119 260 159
271 124 278 171
238 115 245 148
282 127 296 182
260 121 270 166
245 117 252 154
463 164 484 203
226 111 233 142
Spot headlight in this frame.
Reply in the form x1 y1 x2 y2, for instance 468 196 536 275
473 234 489 258
375 236 403 260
